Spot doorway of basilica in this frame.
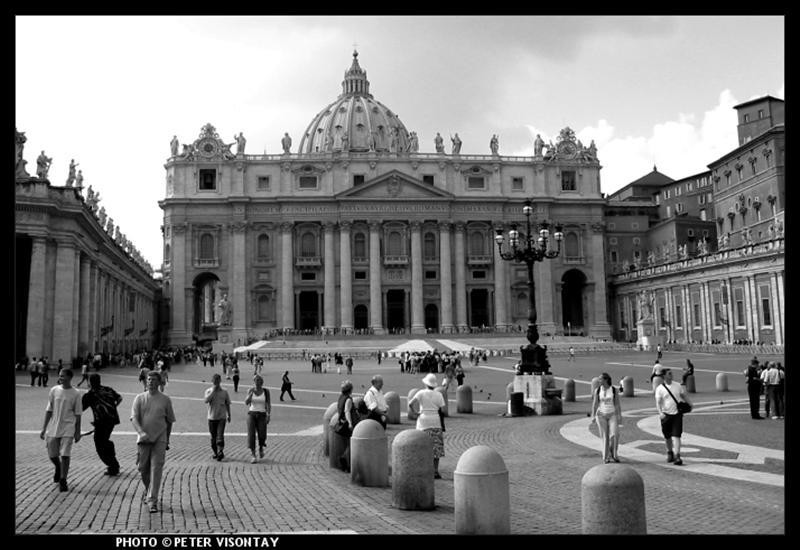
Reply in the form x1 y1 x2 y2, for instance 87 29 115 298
425 304 439 332
561 269 587 332
298 291 319 330
386 289 406 332
470 288 490 328
354 304 368 331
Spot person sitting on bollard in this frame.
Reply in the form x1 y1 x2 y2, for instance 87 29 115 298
681 359 694 386
363 375 389 429
408 373 447 479
335 380 356 472
590 372 622 463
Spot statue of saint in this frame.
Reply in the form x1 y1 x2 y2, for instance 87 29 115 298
98 206 107 226
489 134 499 155
106 217 115 235
534 134 545 157
16 129 30 178
341 131 349 151
545 140 556 158
217 293 232 326
407 131 419 153
587 139 597 160
65 159 79 187
281 132 292 154
698 238 708 255
36 151 52 180
235 132 246 155
114 226 122 243
170 135 179 157
451 133 462 155
434 132 445 153
75 170 84 189
638 290 654 322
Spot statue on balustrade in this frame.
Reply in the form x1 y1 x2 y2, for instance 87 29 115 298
15 129 30 178
170 135 179 157
98 206 107 226
637 290 655 322
65 159 79 187
534 134 545 158
407 131 419 153
450 133 462 155
489 134 499 155
235 132 247 155
217 294 233 326
281 132 292 154
434 132 445 153
36 151 52 180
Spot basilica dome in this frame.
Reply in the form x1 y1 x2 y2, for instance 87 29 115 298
298 51 412 154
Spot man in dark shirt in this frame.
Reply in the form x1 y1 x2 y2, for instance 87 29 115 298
82 373 123 475
744 359 764 419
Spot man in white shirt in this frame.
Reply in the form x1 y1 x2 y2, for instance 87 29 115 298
761 362 784 419
40 368 83 492
654 367 691 466
363 375 388 429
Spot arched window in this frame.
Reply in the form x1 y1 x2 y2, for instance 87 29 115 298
565 232 580 258
388 231 402 255
199 233 215 259
257 234 270 259
469 231 485 256
423 232 436 260
300 232 316 257
258 295 270 320
354 232 366 258
516 292 528 317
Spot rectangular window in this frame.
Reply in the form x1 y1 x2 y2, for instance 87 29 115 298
707 192 713 203
687 181 693 191
655 193 661 205
700 208 707 221
735 287 746 327
760 285 772 326
300 272 316 281
675 304 682 328
743 113 750 123
712 290 722 327
659 307 667 326
425 270 437 280
607 222 615 230
199 169 216 190
512 177 524 191
665 190 670 199
353 174 365 186
468 177 485 190
758 109 764 119
299 176 318 189
699 194 706 205
472 270 486 279
561 171 576 191
751 160 757 175
354 271 367 280
257 176 270 191
725 173 731 186
423 175 435 185
687 228 694 237
666 205 672 217
610 250 618 263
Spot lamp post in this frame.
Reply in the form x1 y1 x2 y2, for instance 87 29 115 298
495 199 563 374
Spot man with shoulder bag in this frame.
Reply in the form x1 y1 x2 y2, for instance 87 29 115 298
653 367 692 466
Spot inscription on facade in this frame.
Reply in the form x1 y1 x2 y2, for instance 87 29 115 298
341 204 448 213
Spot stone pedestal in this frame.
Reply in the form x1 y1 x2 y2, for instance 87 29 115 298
512 374 562 415
214 326 234 353
636 319 657 351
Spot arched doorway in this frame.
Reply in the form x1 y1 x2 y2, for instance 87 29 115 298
561 269 587 332
470 289 490 328
298 291 319 330
192 272 221 336
425 304 439 332
386 289 406 332
354 304 369 330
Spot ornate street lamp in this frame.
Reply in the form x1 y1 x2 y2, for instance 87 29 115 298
495 199 563 374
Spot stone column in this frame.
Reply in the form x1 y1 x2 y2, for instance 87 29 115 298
410 221 425 334
439 222 454 333
453 222 468 332
169 223 188 343
536 262 556 336
88 262 98 354
340 221 353 332
52 241 77 363
231 221 248 342
369 221 384 334
78 255 91 356
280 222 295 330
589 226 611 338
724 279 735 344
96 270 105 352
682 285 691 343
492 224 508 332
71 250 81 358
770 272 783 345
664 288 673 342
747 276 760 343
323 222 336 329
25 236 47 359
700 282 712 344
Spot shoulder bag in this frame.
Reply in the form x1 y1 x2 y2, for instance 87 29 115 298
661 383 692 414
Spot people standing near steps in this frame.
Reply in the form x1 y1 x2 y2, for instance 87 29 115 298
280 371 296 401
131 371 175 513
40 368 83 492
204 374 231 462
654 367 691 466
81 373 123 476
408 373 447 479
244 374 271 463
590 372 622 463
744 358 764 419
363 375 388 429
29 357 40 386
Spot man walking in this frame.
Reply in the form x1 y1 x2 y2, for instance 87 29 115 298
131 371 176 513
761 361 784 419
363 375 389 429
204 374 231 461
40 368 83 492
81 373 123 475
345 356 354 375
654 367 691 466
744 358 764 419
76 361 90 388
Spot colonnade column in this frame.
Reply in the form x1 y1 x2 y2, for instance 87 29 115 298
438 222 454 333
368 221 384 334
589 225 611 338
410 221 425 334
724 278 735 344
71 250 81 358
169 223 187 343
231 221 248 342
323 222 336 329
492 224 508 332
453 222 468 332
682 286 691 343
536 262 556 335
78 255 91 356
339 221 353 333
25 236 47 359
52 240 77 363
88 262 98 354
280 222 295 331
770 272 783 345
747 275 760 343
700 282 712 344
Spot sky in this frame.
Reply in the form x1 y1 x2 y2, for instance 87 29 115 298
15 15 784 270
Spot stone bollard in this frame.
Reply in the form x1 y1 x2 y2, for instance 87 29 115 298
564 379 576 402
591 376 601 394
385 391 401 424
506 382 515 415
716 372 729 392
391 429 435 510
622 376 634 397
454 445 510 534
581 464 647 534
456 384 473 413
328 412 348 470
350 419 388 487
651 375 664 392
407 388 420 421
685 374 696 393
322 402 338 457
435 386 449 417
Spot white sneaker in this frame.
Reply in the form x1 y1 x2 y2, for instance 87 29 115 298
251 456 258 464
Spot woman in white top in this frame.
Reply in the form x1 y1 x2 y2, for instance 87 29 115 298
590 372 622 463
244 374 271 463
408 373 447 478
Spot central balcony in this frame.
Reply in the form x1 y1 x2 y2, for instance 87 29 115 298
467 254 493 266
383 255 409 266
295 256 322 267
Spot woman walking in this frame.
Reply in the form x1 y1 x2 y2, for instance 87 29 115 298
244 374 271 463
408 373 447 478
280 371 296 401
590 372 623 463
231 363 241 393
335 380 356 472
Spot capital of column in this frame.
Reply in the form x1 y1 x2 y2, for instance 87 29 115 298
228 221 249 233
339 220 352 231
368 220 382 232
323 221 336 233
410 220 423 232
438 221 452 232
280 222 294 234
171 222 189 235
453 221 466 233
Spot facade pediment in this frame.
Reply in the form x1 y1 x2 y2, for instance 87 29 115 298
335 170 455 200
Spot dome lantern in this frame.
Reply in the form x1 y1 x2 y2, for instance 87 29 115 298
341 49 371 98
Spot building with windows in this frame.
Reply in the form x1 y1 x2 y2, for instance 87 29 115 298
158 52 612 347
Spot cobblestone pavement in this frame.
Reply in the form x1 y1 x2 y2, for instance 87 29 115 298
15 351 784 535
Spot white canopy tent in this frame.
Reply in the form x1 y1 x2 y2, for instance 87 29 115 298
386 339 434 356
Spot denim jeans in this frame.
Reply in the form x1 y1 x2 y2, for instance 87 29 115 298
208 419 227 455
246 411 267 452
